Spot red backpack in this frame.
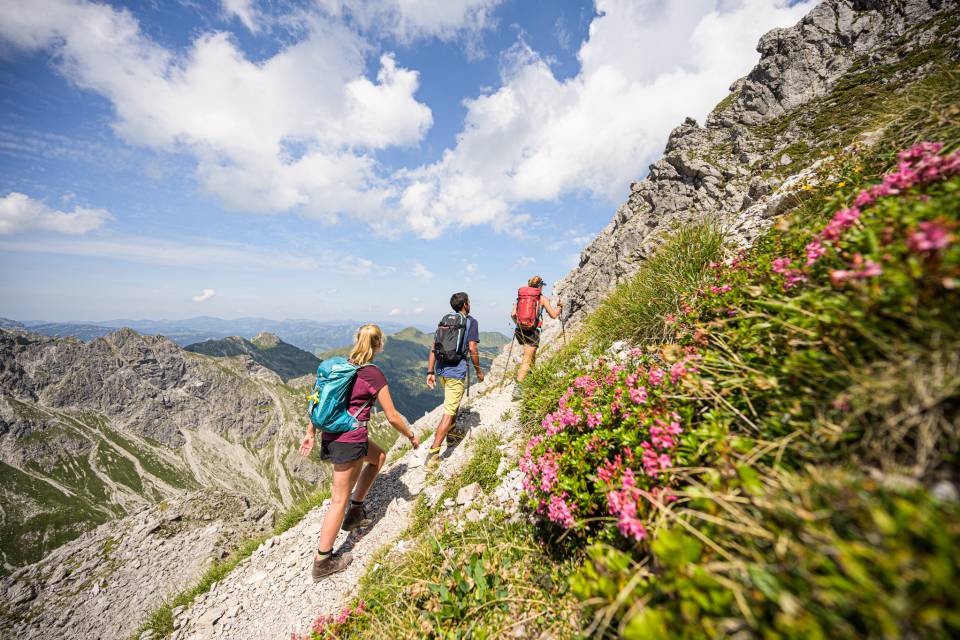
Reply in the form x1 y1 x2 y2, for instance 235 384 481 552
516 287 542 330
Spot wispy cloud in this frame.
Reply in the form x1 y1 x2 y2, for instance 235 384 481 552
192 288 216 302
388 307 401 316
0 192 112 235
221 0 260 32
0 233 378 274
514 255 536 268
410 260 434 280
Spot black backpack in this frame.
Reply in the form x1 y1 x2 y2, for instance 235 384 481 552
434 313 468 363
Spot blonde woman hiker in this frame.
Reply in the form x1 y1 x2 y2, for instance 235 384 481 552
299 324 420 581
424 292 484 466
512 276 562 390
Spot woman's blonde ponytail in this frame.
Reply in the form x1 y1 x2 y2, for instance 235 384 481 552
349 324 384 365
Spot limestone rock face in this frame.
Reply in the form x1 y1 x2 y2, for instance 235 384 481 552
0 490 274 640
0 328 325 573
553 0 957 332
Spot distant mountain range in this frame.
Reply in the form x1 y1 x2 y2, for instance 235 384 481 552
5 316 419 354
185 332 321 381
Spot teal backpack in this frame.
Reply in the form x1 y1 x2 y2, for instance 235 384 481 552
307 357 373 433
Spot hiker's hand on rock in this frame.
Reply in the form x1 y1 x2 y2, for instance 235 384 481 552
408 433 420 449
476 370 485 382
299 433 314 457
426 373 435 389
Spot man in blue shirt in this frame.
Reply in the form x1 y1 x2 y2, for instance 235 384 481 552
425 292 483 464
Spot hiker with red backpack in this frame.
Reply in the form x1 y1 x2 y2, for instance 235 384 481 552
298 324 420 581
424 292 484 466
512 276 562 385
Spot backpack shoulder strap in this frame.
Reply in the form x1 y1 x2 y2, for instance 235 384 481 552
347 363 377 419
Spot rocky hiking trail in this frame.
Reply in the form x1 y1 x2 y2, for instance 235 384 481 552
170 375 522 640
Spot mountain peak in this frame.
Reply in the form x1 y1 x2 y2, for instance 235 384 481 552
393 327 426 341
251 332 281 349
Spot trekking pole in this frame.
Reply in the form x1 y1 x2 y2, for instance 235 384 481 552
499 333 516 392
560 303 568 347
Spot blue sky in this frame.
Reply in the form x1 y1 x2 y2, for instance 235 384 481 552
0 0 813 334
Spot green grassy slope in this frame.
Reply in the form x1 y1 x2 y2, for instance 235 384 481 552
185 332 321 381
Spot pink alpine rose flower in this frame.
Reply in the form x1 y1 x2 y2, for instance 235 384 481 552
907 221 953 253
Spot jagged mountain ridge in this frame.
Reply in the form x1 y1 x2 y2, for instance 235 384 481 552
555 0 960 329
17 317 412 353
185 332 321 382
0 328 325 573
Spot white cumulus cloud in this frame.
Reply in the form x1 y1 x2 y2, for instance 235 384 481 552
0 192 112 235
395 0 815 237
388 307 402 316
192 288 217 303
0 0 816 241
0 0 432 228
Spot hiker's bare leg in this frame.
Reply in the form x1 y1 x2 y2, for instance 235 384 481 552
317 460 362 556
516 345 538 382
351 441 385 503
430 413 456 450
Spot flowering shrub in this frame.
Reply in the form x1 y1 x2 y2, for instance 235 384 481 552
522 142 960 546
572 471 960 640
520 348 701 541
291 600 365 640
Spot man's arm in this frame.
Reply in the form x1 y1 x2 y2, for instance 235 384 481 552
426 350 437 389
468 340 484 382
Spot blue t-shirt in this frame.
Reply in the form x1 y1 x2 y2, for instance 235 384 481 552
436 314 479 380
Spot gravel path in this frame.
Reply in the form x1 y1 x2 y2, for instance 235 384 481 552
171 380 517 640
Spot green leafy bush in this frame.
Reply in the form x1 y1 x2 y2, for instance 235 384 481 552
523 144 960 637
573 470 960 639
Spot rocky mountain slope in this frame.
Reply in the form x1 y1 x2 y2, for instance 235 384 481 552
167 383 517 640
0 328 325 573
185 333 321 382
555 0 960 329
0 374 517 640
0 490 275 639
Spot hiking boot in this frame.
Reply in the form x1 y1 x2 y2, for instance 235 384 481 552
425 446 441 468
312 551 352 582
341 503 372 531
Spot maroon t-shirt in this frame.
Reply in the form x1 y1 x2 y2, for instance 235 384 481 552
321 364 387 443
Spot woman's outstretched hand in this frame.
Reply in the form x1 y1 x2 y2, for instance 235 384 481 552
408 433 421 449
299 432 315 457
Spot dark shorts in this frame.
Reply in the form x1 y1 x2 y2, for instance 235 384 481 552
320 438 368 464
515 327 541 347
